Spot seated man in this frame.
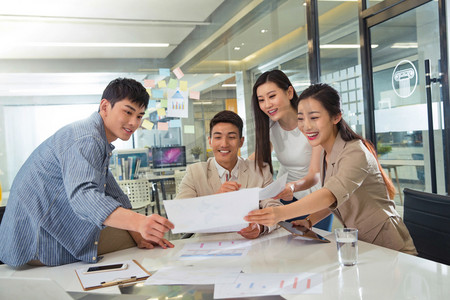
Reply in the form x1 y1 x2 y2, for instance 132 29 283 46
0 78 174 267
176 110 281 239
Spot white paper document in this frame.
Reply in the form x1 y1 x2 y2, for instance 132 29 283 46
177 240 251 260
164 188 259 233
214 273 323 299
258 173 288 200
145 265 242 285
163 173 288 234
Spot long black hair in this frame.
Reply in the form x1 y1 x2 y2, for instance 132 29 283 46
251 70 298 174
296 83 396 199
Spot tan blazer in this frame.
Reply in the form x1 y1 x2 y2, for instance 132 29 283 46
322 132 417 255
175 157 281 233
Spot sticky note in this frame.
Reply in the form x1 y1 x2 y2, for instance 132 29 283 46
161 99 168 108
173 67 184 79
180 81 188 91
149 100 157 108
158 122 169 131
144 79 155 88
152 89 164 99
168 78 178 89
159 68 170 77
169 119 182 128
189 90 200 100
158 80 167 88
146 88 151 97
157 108 166 117
142 119 154 130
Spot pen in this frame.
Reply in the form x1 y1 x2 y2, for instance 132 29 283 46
100 276 137 287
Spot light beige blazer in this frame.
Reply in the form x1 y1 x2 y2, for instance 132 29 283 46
322 131 417 255
175 157 281 233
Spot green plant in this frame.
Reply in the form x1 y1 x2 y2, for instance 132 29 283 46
377 142 392 156
190 146 203 156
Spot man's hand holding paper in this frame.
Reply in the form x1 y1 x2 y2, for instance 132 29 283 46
163 173 287 234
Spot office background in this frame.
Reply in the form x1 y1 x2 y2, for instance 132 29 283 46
0 0 448 207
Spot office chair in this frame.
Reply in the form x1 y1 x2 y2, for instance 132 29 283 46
118 179 154 215
0 206 5 264
403 188 450 265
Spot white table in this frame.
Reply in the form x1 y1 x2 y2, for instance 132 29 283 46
1 228 449 299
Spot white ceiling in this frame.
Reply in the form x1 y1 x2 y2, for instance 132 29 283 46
0 0 224 59
0 0 359 101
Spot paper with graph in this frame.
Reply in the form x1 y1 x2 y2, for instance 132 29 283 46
163 174 287 234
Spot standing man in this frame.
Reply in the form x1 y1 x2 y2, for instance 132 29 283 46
0 78 174 267
176 110 281 239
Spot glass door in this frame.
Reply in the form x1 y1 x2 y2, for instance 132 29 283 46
369 0 445 205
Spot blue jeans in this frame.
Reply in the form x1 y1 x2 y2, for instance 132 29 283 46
280 198 334 232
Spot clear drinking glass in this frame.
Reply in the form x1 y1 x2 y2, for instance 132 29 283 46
335 228 358 266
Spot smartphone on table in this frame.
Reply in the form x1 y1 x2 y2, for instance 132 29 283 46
83 263 128 274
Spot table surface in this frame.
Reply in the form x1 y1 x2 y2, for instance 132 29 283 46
380 159 425 166
1 227 449 299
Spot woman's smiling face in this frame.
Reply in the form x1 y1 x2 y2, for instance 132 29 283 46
297 97 341 153
256 81 294 123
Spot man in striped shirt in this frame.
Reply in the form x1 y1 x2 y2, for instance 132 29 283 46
0 78 174 267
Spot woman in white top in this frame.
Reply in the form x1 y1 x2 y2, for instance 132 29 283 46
251 70 333 230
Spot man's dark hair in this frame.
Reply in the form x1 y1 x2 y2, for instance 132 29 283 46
209 110 243 138
101 78 149 109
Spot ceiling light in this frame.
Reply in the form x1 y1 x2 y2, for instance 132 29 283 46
391 43 418 48
221 83 237 87
5 42 170 48
320 44 379 49
234 46 241 51
260 29 268 33
320 44 359 49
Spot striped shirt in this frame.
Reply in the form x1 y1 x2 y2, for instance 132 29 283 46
0 112 131 267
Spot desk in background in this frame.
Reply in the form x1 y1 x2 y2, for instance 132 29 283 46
1 228 448 299
380 159 425 205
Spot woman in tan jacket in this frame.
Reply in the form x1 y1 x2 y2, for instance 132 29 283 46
245 83 417 255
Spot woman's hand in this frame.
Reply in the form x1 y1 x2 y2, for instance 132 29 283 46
274 183 295 201
291 219 311 229
244 207 284 227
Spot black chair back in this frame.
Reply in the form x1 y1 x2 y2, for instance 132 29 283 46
0 206 5 225
0 206 4 265
403 188 450 265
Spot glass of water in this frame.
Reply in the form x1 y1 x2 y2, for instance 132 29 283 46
335 228 358 266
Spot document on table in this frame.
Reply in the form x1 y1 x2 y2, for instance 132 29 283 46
214 273 323 299
177 240 252 260
163 173 287 234
145 265 242 285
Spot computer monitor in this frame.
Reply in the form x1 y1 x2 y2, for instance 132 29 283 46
152 146 186 170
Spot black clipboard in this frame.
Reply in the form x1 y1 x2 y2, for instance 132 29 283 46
278 221 330 243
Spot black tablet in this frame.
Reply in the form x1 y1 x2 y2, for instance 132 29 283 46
278 221 330 243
